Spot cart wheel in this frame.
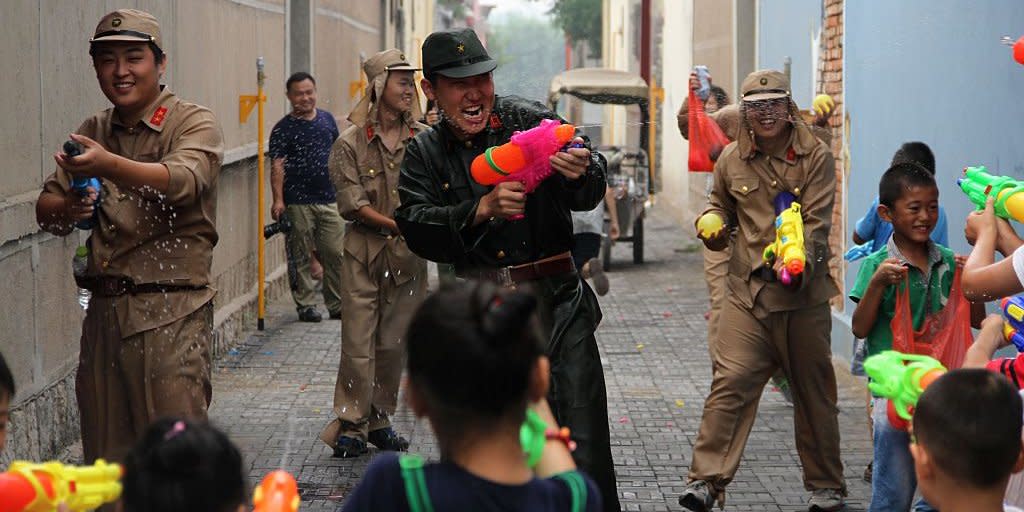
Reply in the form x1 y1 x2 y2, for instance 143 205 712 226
632 214 644 264
601 235 612 272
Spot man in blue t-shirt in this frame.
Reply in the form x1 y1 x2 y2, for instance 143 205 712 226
269 72 343 322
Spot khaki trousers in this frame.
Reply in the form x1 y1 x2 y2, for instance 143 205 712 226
688 299 845 495
77 298 213 463
285 203 345 314
322 244 426 443
703 244 731 360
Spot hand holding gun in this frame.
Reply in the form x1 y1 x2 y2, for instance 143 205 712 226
762 192 806 286
252 470 300 512
64 140 101 231
958 166 1024 224
0 459 122 512
470 119 583 220
864 351 947 431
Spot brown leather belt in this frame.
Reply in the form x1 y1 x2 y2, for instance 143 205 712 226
77 275 207 297
460 251 575 287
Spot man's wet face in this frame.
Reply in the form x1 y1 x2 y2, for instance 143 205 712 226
426 73 495 139
744 98 790 140
92 42 164 115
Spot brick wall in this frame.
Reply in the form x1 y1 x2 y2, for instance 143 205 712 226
820 0 845 309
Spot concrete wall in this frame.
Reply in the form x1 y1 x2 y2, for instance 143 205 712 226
834 0 1024 356
757 0 822 108
655 0 694 226
0 0 415 464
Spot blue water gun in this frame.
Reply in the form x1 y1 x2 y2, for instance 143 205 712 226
694 65 711 101
64 140 101 230
1001 296 1024 351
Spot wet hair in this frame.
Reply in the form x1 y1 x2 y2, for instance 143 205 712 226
891 141 936 175
707 85 729 109
914 369 1022 489
406 281 545 435
286 72 316 92
0 351 13 401
122 418 246 512
878 161 937 208
89 42 165 65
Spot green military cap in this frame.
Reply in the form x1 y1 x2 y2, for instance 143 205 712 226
422 28 497 79
740 69 791 102
90 9 163 51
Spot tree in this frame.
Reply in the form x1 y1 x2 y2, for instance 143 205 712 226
547 0 602 59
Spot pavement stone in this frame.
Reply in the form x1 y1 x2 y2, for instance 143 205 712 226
208 208 872 511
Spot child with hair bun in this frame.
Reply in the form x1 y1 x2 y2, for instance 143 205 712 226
342 281 602 511
121 418 247 512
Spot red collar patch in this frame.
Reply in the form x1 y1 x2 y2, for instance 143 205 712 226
488 113 502 130
150 106 168 126
366 126 375 140
786 146 796 161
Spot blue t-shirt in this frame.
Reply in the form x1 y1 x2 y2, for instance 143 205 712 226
268 109 339 205
340 453 602 512
854 196 949 252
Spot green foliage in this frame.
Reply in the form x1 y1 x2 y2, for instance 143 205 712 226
548 0 602 58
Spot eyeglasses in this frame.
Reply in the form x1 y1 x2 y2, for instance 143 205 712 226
745 98 789 113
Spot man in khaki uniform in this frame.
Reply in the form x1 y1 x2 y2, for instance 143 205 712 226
679 70 845 512
35 9 222 463
320 49 428 457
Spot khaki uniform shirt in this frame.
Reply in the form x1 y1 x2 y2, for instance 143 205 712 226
330 119 428 285
702 120 839 314
43 87 223 337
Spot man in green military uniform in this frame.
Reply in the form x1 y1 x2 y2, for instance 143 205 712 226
395 28 620 511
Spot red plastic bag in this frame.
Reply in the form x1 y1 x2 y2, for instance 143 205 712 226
687 89 731 172
890 267 973 369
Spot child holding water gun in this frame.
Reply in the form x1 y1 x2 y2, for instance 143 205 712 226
120 418 247 512
851 163 984 512
341 281 601 511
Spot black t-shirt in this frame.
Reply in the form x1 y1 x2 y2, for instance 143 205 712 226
268 109 339 205
340 453 602 512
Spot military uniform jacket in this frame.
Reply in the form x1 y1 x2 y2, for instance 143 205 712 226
395 95 607 271
702 120 839 314
330 117 427 285
42 86 224 337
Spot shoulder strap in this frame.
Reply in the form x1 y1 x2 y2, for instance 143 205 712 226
553 470 588 512
399 454 434 512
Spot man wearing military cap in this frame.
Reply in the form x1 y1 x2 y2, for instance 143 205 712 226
395 28 620 511
36 9 223 463
319 49 427 458
681 69 845 512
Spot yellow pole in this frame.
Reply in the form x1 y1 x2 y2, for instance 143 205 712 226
256 57 267 331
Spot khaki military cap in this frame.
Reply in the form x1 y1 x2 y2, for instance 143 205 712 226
363 49 420 83
90 9 162 51
740 69 790 102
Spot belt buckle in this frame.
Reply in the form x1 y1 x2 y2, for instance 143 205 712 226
497 267 514 288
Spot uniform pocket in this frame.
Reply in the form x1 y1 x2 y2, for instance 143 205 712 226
357 167 381 205
730 177 760 197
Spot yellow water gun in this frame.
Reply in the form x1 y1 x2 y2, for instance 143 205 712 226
762 198 806 286
0 459 122 512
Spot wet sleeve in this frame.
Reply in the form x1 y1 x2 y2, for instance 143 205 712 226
395 139 489 263
560 139 608 211
854 197 881 241
163 108 224 206
709 104 740 142
268 121 286 160
677 98 690 139
329 137 369 220
43 118 96 197
931 206 949 246
849 254 880 302
700 155 737 230
796 148 836 284
810 124 833 147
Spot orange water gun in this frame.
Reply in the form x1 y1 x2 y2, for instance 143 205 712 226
0 459 122 512
252 470 300 512
470 119 582 219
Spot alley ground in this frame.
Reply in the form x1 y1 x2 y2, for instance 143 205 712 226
208 208 873 511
